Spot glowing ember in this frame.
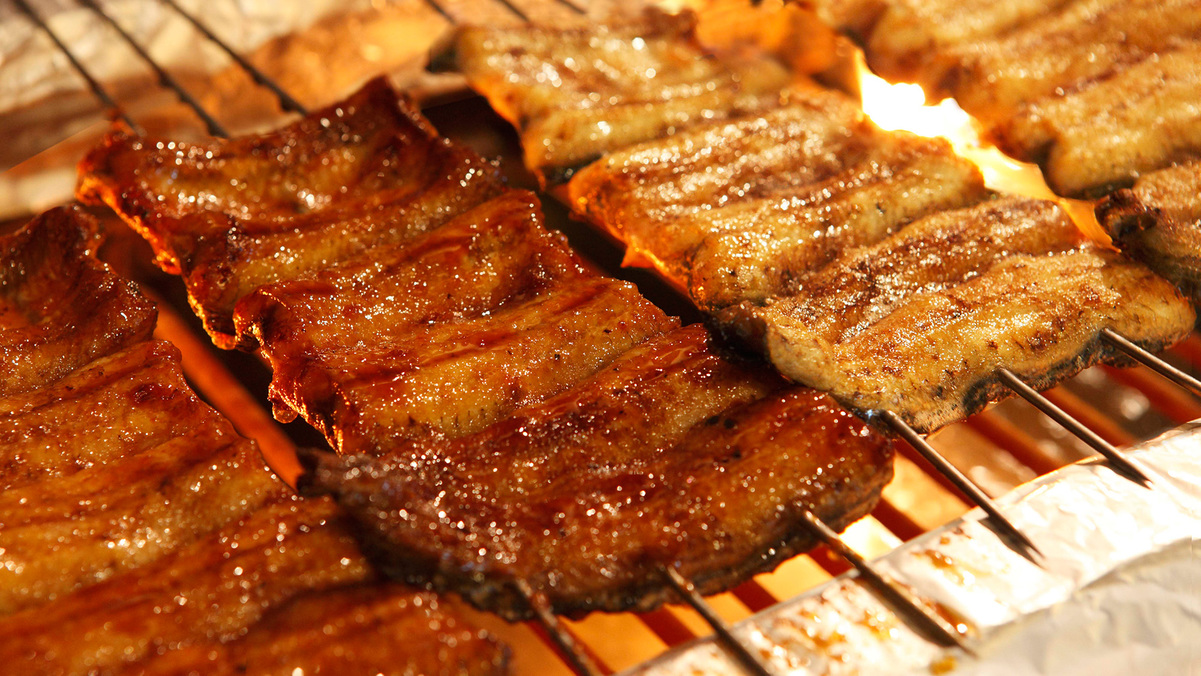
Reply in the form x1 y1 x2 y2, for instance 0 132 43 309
856 57 1106 242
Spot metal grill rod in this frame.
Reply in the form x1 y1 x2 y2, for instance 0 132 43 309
75 0 228 137
797 510 971 653
554 0 588 14
158 0 308 116
422 0 454 21
880 410 1045 566
514 580 605 676
493 0 531 22
997 367 1152 486
662 566 779 676
1103 328 1201 400
13 0 143 134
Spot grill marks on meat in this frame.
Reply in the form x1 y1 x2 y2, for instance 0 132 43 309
854 0 1201 196
453 8 794 184
77 77 505 347
568 95 987 307
720 197 1195 430
0 207 507 674
1099 160 1201 311
80 76 894 617
236 191 677 455
302 325 893 618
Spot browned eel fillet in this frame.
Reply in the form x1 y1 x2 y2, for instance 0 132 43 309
79 79 893 617
0 207 507 674
301 324 892 618
453 7 795 184
568 91 988 309
77 76 504 348
235 190 678 455
854 0 1201 196
719 197 1196 430
1099 160 1201 310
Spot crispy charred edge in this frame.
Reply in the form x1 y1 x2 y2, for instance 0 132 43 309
0 206 158 393
1096 188 1160 244
76 77 454 350
296 412 894 620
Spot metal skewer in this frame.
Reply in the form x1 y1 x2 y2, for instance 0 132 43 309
422 0 454 21
493 0 531 21
13 0 143 134
553 0 588 14
158 0 308 116
662 566 779 676
514 580 606 676
997 367 1152 486
880 410 1045 567
797 510 971 652
1102 328 1201 400
75 0 228 137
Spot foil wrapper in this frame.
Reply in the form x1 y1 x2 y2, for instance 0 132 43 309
625 422 1201 675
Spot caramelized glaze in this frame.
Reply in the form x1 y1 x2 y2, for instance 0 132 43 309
0 208 507 674
77 77 504 347
303 325 893 618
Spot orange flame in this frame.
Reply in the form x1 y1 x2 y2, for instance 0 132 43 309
855 57 1106 242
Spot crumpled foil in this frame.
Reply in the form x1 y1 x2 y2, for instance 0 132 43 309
625 422 1201 675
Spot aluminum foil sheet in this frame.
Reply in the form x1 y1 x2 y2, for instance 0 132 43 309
624 422 1201 675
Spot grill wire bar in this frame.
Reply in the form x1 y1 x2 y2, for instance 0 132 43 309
1102 328 1201 399
13 0 143 134
797 510 971 652
514 580 605 676
76 0 229 137
662 566 779 676
422 0 454 21
493 0 532 22
158 0 308 116
997 368 1152 486
880 410 1045 566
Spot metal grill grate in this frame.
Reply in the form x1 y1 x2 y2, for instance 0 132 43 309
13 0 1201 673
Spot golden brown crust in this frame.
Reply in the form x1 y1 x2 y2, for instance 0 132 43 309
858 0 1201 196
454 8 795 184
302 325 893 619
721 198 1196 431
77 77 505 348
568 97 987 308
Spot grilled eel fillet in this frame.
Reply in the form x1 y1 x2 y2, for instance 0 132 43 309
568 91 988 309
300 324 893 619
77 76 505 348
0 207 507 674
238 189 891 617
79 79 894 617
1098 160 1201 311
853 0 1201 196
718 197 1195 431
235 190 677 454
452 7 795 185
